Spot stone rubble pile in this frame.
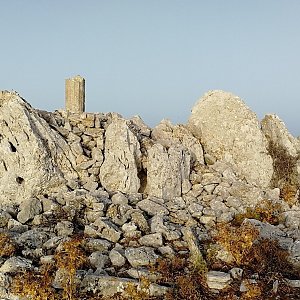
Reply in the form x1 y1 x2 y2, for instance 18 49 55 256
0 90 299 299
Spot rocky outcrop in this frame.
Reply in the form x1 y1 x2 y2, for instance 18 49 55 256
0 91 77 205
0 90 300 299
188 90 273 187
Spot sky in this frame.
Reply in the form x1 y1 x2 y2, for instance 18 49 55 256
1 0 300 136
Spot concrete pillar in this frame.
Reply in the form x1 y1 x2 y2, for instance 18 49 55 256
65 75 85 113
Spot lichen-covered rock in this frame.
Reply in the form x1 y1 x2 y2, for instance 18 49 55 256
17 229 49 249
81 275 169 298
188 90 273 187
55 220 74 236
125 246 159 267
109 248 126 267
137 199 169 216
93 218 122 242
139 233 163 247
100 118 141 193
89 252 109 269
243 219 293 250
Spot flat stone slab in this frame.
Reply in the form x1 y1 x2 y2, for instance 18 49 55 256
206 271 232 290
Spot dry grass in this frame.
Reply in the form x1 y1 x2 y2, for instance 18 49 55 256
12 235 88 300
211 221 300 299
233 199 282 226
267 141 300 192
280 183 299 207
12 264 56 300
54 235 88 300
123 277 151 300
214 222 259 265
240 280 262 300
0 232 16 257
151 254 212 300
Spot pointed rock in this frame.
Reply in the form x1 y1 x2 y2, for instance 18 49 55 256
261 114 300 187
0 91 77 205
100 118 141 193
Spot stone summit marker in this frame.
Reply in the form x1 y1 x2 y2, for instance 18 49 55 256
65 75 85 113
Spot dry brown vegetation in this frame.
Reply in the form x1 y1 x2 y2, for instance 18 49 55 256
153 255 209 300
12 264 56 300
54 235 88 300
232 199 282 226
122 277 152 300
211 222 300 299
214 222 259 266
12 235 88 300
280 183 299 207
0 232 17 257
267 141 300 207
10 222 300 300
267 141 299 187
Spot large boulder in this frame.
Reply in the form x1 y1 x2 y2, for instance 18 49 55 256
99 117 141 193
187 90 273 187
0 91 77 205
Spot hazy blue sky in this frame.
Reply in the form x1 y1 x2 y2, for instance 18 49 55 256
1 0 300 136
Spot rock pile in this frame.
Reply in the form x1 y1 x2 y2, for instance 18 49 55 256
0 90 299 299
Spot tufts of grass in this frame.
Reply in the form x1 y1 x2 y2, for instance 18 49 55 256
240 280 262 300
212 221 300 299
244 238 297 277
151 254 211 300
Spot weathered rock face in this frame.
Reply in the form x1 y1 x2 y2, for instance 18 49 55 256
0 91 77 205
145 144 191 200
152 119 204 164
99 118 141 193
188 90 273 187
